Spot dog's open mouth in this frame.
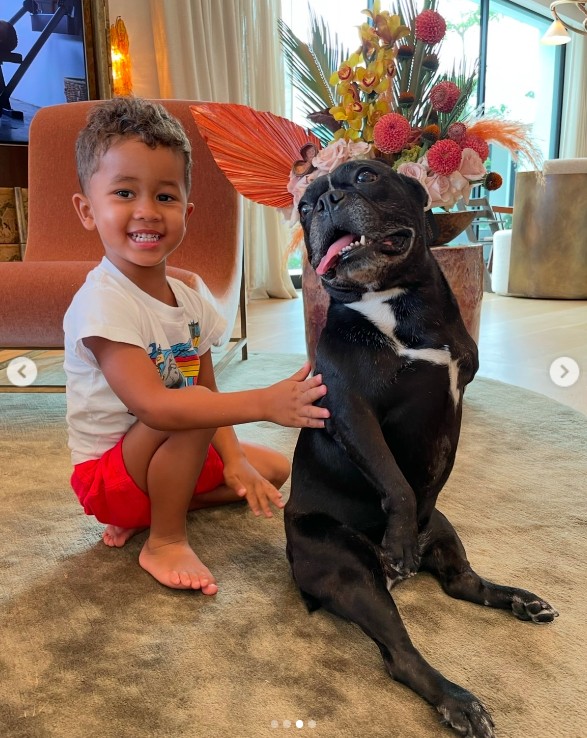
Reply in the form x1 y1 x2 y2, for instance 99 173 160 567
316 230 413 276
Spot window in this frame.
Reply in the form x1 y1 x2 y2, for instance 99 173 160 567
280 0 368 128
280 0 565 249
280 0 368 276
485 1 564 204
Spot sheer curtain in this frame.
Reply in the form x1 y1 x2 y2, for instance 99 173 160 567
147 0 297 299
559 36 587 158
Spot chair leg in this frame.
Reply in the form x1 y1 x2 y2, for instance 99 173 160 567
239 254 248 361
213 261 248 376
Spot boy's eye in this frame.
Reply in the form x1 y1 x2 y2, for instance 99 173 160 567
157 194 175 202
114 190 133 198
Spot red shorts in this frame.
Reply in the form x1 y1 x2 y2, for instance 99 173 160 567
70 436 225 529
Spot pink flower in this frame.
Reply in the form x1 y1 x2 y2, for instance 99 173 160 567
430 82 461 113
425 172 453 208
312 139 373 174
415 10 447 44
459 148 487 181
285 140 374 223
346 140 373 160
447 171 471 204
427 139 462 175
311 139 350 174
397 162 432 208
286 171 320 222
373 113 411 154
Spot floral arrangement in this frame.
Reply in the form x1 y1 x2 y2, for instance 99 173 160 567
281 0 539 219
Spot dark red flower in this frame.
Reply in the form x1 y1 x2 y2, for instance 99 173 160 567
397 44 415 61
421 124 440 142
447 122 468 144
462 135 490 162
484 172 503 191
398 92 415 108
427 139 462 175
373 113 411 154
430 82 461 113
415 10 447 45
422 53 440 72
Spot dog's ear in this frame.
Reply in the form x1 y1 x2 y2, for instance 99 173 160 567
396 172 429 209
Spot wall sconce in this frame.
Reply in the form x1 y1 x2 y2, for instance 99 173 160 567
541 1 587 44
110 16 132 96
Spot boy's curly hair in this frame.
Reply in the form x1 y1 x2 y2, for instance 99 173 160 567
75 97 192 193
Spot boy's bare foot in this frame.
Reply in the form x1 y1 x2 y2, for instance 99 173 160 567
138 538 218 594
103 525 147 547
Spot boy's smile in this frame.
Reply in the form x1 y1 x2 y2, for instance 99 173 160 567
72 138 194 290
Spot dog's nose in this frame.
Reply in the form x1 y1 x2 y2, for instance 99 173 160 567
318 189 346 212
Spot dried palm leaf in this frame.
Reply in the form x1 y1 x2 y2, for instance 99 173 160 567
190 103 322 209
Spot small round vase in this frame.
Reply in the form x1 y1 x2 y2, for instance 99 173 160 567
302 243 484 369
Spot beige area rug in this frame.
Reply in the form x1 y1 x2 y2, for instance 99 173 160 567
1 353 586 738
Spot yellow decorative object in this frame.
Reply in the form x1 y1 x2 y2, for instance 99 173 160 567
110 16 132 97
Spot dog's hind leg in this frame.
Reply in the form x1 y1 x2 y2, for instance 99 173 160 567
286 512 495 738
420 509 558 623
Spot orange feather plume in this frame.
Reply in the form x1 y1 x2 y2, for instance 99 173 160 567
466 118 543 171
190 103 322 209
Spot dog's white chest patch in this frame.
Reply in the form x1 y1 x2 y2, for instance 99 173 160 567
347 290 461 408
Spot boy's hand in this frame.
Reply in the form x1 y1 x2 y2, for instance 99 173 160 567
223 456 285 517
264 362 329 428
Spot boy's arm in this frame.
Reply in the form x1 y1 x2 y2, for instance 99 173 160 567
83 336 328 431
197 349 285 517
196 348 245 463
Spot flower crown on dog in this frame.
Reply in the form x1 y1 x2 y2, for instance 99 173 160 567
190 2 540 227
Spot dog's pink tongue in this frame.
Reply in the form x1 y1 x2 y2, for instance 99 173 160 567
316 234 355 276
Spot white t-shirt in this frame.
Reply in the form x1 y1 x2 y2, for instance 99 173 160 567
64 257 227 465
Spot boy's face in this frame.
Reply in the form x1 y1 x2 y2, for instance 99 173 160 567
72 138 194 276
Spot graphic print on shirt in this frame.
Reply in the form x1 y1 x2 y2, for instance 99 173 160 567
148 321 202 388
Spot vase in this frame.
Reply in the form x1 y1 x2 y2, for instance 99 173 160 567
429 210 477 247
302 242 484 370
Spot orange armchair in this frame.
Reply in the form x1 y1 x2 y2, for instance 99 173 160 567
0 99 247 388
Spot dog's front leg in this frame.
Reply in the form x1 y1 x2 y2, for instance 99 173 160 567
326 394 420 576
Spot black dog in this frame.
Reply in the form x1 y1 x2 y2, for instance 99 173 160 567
285 159 557 738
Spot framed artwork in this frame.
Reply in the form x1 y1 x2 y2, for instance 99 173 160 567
0 0 112 146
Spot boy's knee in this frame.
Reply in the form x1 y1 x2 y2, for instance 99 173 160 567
171 426 216 447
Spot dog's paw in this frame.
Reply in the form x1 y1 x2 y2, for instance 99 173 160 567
437 689 495 738
511 593 559 623
380 540 421 579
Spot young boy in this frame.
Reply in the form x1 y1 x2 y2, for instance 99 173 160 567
64 97 328 595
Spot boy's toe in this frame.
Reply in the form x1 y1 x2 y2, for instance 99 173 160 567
168 570 183 587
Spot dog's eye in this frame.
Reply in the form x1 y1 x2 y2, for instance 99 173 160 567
299 203 313 219
356 169 378 184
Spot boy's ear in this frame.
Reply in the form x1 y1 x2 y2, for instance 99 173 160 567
185 202 195 226
72 192 97 231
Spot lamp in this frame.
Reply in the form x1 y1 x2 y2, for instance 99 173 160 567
110 15 132 96
541 1 587 45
